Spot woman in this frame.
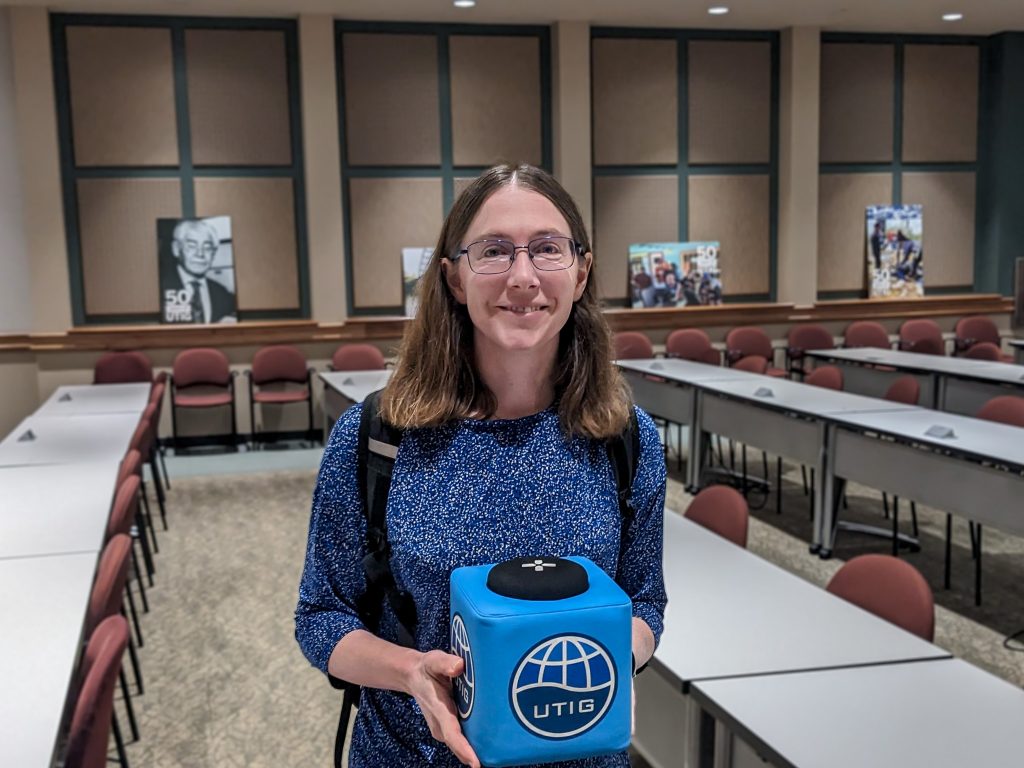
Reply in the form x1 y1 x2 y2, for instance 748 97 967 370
296 163 667 767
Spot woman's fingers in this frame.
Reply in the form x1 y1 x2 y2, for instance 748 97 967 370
413 651 479 766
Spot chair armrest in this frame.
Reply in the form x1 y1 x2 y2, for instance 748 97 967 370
725 349 743 365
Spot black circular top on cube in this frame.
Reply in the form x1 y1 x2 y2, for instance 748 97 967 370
486 557 589 601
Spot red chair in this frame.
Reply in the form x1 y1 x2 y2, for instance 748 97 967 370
148 380 170 492
843 320 891 349
684 486 749 548
107 476 147 647
826 554 934 641
117 449 156 585
665 328 720 365
169 348 237 451
785 324 834 378
804 365 843 391
330 343 386 371
131 404 168 532
613 331 654 360
725 327 786 377
246 345 315 448
884 376 920 406
93 351 153 385
962 342 1002 361
65 615 131 768
954 315 1012 361
732 355 768 374
898 319 944 356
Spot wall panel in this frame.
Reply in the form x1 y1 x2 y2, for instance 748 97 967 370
819 43 894 163
902 171 976 287
903 44 978 163
817 173 892 292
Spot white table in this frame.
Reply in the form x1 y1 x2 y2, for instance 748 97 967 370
0 462 120 559
0 413 140 467
632 514 949 768
690 659 1024 768
0 552 97 767
319 369 393 436
35 383 151 418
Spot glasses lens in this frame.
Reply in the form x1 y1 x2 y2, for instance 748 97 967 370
467 240 515 273
528 237 575 270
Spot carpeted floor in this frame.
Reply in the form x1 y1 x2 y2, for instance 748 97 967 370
116 452 1024 767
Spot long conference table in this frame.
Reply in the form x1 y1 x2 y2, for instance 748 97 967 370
0 383 149 766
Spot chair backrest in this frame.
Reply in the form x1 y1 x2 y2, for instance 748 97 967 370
65 615 130 768
93 351 153 385
117 449 143 486
976 395 1024 428
252 345 309 385
86 534 132 636
614 331 654 360
844 320 890 350
665 328 720 365
826 554 934 641
962 341 1001 361
954 315 1001 351
899 319 944 356
804 365 843 391
732 355 768 374
884 375 920 406
684 486 749 548
106 475 140 541
331 343 386 371
129 416 150 461
787 324 834 356
726 326 773 363
172 347 231 388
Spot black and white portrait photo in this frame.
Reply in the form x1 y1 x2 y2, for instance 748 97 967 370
158 216 237 324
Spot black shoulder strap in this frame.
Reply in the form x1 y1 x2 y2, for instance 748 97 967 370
608 406 641 578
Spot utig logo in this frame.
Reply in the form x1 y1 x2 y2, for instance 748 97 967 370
450 613 474 719
509 634 616 739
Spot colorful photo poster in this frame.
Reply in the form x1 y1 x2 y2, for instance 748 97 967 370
401 247 434 317
866 205 924 299
158 216 237 324
628 242 723 308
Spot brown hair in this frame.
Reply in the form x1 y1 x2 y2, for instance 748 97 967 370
380 163 632 439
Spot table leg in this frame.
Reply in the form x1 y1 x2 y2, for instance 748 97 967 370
687 391 704 493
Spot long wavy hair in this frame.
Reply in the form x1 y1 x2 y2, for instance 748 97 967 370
380 163 632 439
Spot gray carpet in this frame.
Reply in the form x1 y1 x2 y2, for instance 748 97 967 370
115 454 1024 767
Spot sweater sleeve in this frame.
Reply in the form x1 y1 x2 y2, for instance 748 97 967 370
294 403 370 674
616 406 668 647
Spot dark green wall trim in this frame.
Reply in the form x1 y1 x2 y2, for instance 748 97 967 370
925 285 977 295
335 20 553 316
51 13 310 326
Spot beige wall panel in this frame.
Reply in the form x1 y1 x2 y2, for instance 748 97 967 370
688 175 770 295
195 178 299 310
902 171 976 287
186 30 292 166
593 175 678 301
454 176 478 201
342 33 440 166
817 173 891 292
450 36 541 166
592 39 677 166
820 43 894 163
77 178 181 315
66 27 177 167
688 40 771 165
349 178 442 308
903 45 978 163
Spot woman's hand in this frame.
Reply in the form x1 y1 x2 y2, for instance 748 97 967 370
405 650 481 768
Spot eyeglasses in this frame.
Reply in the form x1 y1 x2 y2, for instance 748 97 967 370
456 236 578 274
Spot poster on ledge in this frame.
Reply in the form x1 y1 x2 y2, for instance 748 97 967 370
158 216 237 324
629 242 723 308
865 205 924 299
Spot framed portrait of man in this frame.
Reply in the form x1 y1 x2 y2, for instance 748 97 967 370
157 216 237 324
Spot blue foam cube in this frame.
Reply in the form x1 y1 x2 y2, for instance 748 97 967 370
449 555 632 767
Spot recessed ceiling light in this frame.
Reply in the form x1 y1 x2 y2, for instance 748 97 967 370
708 6 730 14
942 12 963 21
454 0 476 7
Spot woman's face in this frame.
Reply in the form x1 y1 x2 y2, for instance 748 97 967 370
444 185 591 362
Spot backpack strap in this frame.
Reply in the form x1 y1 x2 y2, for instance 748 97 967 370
608 406 641 577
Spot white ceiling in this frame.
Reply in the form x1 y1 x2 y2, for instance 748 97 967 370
16 0 1024 36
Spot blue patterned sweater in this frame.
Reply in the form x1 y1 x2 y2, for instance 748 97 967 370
296 403 667 767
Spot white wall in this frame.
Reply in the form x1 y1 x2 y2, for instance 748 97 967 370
0 7 32 332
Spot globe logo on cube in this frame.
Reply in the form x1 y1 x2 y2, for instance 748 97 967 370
510 634 616 739
450 613 475 719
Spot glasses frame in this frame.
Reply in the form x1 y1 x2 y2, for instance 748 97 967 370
456 236 580 274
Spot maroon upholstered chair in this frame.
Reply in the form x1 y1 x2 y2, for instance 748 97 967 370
65 615 131 768
147 380 170 492
87 535 132 638
843 320 891 349
106 476 147 650
330 343 386 371
786 324 834 378
884 376 920 406
732 355 768 374
954 315 1011 360
94 351 153 385
130 407 167 533
613 331 654 360
170 347 237 451
978 395 1024 427
665 328 720 365
826 554 935 641
117 448 156 583
962 342 1002 361
684 485 749 548
804 365 843 391
246 345 315 448
898 319 944 356
725 326 786 377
